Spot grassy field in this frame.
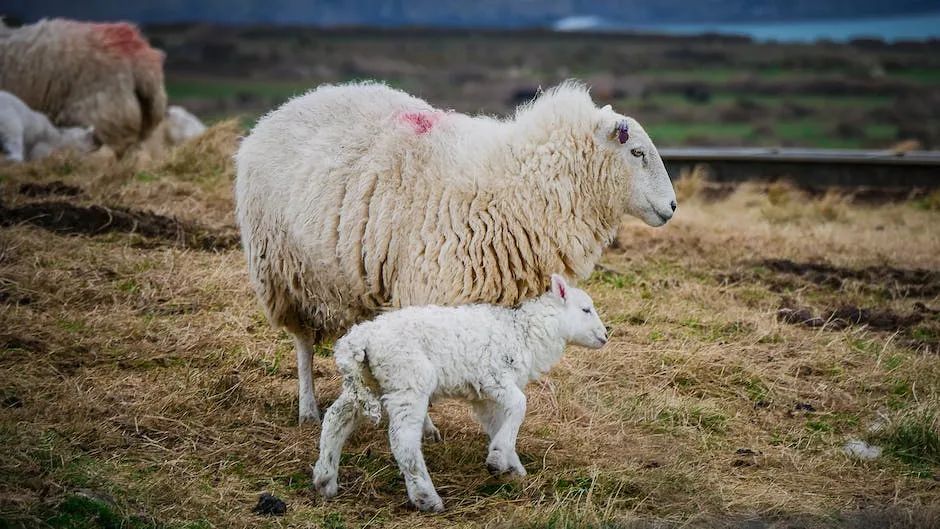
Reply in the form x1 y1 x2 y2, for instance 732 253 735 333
1 125 938 528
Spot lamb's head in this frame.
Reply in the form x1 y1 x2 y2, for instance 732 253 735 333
596 105 677 226
548 274 608 349
57 126 98 154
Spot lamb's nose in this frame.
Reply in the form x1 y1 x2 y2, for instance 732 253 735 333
670 200 677 212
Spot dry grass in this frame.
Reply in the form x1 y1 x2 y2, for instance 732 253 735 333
1 132 938 528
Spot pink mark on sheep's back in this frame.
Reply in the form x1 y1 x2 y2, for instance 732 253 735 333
89 22 163 63
400 112 441 134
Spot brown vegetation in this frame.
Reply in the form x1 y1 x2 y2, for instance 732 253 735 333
0 125 937 528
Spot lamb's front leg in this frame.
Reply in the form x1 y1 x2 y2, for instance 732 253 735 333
312 391 360 498
385 392 443 512
482 384 527 478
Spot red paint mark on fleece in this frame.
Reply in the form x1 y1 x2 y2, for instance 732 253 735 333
400 111 441 134
88 22 164 63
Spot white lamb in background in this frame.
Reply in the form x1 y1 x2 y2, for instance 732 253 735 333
312 274 608 512
235 81 676 425
0 90 96 162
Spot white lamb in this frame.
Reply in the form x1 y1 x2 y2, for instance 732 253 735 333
0 90 95 162
312 274 607 512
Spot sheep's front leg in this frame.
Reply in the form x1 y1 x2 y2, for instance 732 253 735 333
385 392 443 512
312 390 360 498
483 384 527 478
292 332 320 424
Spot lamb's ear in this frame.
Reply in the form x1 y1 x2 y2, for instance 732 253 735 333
550 274 568 302
601 104 612 111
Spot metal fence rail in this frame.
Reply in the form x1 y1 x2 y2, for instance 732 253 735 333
659 148 940 188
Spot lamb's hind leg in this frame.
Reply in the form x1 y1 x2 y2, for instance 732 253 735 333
292 331 320 424
423 413 442 443
312 390 360 498
482 384 527 477
385 392 443 512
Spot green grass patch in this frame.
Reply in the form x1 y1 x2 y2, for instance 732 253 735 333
166 77 311 101
888 68 940 84
873 407 940 469
655 404 728 435
645 122 755 145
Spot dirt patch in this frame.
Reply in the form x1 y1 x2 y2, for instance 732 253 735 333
722 259 940 298
0 333 47 353
0 200 239 251
777 298 927 331
777 300 940 352
18 181 84 198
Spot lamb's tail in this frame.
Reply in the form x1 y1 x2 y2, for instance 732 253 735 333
333 335 383 425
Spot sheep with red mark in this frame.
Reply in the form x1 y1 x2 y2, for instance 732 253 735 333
235 81 677 424
0 18 167 155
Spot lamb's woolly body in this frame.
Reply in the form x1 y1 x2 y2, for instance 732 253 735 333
313 277 606 511
0 19 166 154
0 90 95 161
339 297 566 410
235 81 676 423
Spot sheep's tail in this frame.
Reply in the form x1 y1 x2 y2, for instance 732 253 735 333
333 335 383 425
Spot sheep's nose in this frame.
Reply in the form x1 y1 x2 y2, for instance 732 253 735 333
670 200 677 212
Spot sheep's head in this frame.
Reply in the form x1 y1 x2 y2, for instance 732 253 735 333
596 105 676 227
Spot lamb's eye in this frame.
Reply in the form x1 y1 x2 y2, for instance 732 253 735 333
582 307 591 314
630 148 644 158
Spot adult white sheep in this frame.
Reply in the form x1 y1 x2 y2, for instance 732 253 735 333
0 19 167 155
235 81 676 424
313 274 607 511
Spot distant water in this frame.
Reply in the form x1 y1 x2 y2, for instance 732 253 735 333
554 12 940 42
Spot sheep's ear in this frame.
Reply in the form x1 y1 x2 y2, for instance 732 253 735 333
550 274 568 302
601 104 612 111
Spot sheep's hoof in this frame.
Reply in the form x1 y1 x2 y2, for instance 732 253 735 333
411 490 444 513
299 408 321 426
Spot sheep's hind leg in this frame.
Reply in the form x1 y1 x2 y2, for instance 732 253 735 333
312 390 360 498
482 384 527 478
292 331 320 425
385 392 443 512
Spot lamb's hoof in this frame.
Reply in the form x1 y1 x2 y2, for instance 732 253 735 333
423 426 443 443
411 490 444 513
313 474 338 499
486 451 526 478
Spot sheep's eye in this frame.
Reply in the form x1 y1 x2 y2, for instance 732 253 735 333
582 307 591 314
630 148 644 158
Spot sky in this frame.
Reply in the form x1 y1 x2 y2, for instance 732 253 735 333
5 0 940 27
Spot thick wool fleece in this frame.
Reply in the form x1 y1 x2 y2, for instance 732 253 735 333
235 81 674 341
0 19 167 154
